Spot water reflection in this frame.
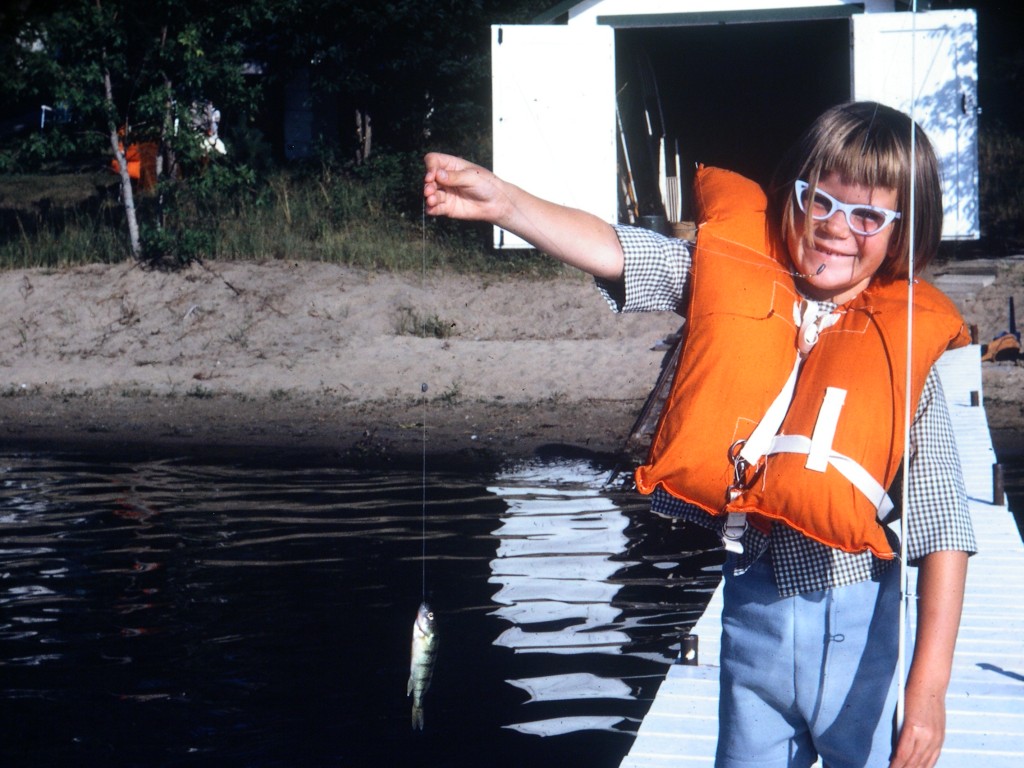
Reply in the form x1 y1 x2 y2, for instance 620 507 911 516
489 465 632 655
0 450 721 767
487 460 718 737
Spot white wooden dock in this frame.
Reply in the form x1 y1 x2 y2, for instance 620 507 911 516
621 345 1024 767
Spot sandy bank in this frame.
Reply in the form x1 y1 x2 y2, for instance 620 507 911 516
0 256 1021 465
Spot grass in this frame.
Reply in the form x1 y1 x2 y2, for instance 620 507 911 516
0 170 113 208
186 384 214 399
0 161 567 276
393 306 457 339
11 124 1022 272
0 172 129 268
436 382 462 406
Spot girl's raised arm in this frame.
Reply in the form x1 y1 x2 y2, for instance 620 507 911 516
423 152 624 281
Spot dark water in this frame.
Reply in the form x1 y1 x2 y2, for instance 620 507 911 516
993 431 1024 541
1000 462 1024 541
0 449 723 768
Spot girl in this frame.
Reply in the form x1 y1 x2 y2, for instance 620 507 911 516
423 101 974 768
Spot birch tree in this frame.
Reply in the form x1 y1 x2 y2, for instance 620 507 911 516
2 0 262 260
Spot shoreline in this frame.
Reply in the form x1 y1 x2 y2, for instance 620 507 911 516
3 379 1022 468
0 392 647 470
1 257 1021 468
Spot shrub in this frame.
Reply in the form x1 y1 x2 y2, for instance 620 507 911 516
0 149 565 275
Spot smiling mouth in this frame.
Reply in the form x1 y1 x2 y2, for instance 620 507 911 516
812 244 854 259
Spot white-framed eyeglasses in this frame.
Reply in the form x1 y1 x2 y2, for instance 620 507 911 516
794 180 901 236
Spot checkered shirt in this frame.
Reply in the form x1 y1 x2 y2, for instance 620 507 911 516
598 225 977 597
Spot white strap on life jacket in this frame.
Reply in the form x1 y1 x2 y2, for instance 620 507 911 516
806 386 847 472
738 300 841 468
763 433 895 520
738 356 802 468
725 300 884 552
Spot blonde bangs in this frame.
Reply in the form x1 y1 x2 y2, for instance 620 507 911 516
768 102 943 280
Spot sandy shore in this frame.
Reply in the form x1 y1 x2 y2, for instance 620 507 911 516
1 255 1022 466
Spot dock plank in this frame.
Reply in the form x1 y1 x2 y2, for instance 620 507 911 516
620 345 1024 767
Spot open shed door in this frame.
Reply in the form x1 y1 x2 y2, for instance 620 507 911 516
852 10 979 240
491 25 616 249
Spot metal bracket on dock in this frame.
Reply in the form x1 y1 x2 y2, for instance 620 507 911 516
677 632 698 666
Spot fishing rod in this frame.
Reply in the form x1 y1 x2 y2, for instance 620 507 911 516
896 0 920 737
615 88 640 223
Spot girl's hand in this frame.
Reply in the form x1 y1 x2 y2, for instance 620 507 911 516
423 153 508 223
422 152 624 280
889 679 946 768
889 549 967 768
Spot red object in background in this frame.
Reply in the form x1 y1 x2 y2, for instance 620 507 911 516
111 141 158 191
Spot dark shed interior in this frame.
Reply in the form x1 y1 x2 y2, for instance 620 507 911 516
614 18 851 222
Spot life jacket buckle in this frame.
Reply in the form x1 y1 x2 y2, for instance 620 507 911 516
727 439 751 499
723 441 750 554
721 512 747 554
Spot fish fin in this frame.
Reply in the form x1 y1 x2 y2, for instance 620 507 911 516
406 675 414 696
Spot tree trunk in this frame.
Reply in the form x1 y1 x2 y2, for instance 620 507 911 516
160 79 179 181
157 27 178 182
103 66 141 260
355 108 372 164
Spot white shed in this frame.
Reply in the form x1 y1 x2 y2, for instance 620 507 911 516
491 1 979 247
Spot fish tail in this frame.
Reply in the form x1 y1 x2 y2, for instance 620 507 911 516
411 704 424 730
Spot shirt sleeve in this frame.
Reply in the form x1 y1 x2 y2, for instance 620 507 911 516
905 366 978 563
595 225 692 313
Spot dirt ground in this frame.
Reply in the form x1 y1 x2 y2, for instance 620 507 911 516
0 254 1021 466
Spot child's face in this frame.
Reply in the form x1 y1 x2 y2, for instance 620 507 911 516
786 173 899 305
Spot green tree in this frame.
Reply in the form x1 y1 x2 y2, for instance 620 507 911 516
1 0 266 259
253 0 551 160
0 0 554 260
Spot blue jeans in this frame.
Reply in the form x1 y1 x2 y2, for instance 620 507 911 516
716 557 901 768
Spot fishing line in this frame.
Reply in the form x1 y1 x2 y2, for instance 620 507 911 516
421 380 428 603
420 199 429 604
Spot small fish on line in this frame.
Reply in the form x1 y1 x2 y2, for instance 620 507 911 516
407 601 438 730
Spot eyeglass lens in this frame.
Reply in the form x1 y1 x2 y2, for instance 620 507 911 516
795 183 894 235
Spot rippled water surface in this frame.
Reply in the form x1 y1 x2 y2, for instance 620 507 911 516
0 449 723 767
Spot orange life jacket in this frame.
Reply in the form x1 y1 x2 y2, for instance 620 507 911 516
634 166 971 559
